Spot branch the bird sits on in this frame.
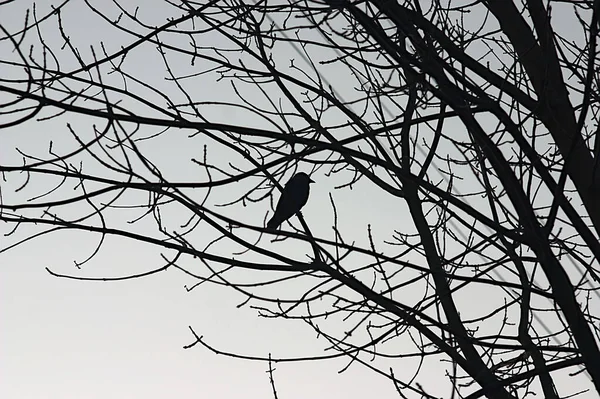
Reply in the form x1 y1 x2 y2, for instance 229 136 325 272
267 172 314 229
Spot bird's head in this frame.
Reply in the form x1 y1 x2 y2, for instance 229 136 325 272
296 172 315 184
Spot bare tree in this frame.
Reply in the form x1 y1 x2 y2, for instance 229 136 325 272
1 1 599 398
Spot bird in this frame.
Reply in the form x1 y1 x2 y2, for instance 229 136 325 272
267 172 314 229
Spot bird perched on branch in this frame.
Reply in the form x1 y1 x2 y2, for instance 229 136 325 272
267 172 314 229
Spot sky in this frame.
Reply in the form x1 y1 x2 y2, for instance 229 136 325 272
1 1 598 398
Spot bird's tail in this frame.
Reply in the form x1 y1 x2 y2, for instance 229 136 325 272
266 216 280 229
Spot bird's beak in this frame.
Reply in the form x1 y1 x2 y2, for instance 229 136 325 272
309 178 315 183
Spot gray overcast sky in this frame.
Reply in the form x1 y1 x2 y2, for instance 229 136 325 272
1 1 598 398
0 2 421 398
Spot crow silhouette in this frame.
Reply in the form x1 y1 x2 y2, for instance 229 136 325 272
267 172 314 229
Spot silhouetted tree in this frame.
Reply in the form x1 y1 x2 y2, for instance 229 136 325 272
1 1 599 398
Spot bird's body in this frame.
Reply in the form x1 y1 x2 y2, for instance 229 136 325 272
267 172 314 229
